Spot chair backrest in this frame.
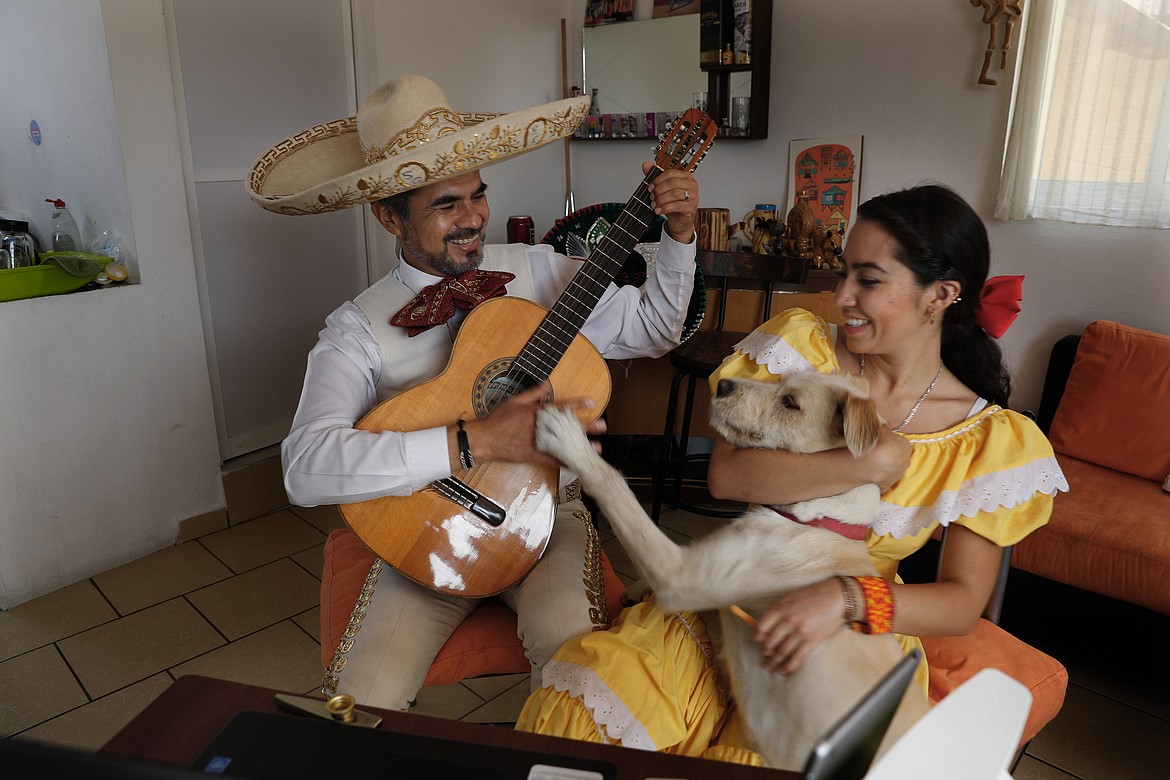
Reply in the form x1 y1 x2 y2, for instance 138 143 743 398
698 250 808 331
1035 334 1081 435
936 526 1012 625
801 648 922 780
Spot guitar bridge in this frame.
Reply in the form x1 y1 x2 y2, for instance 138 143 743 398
427 477 507 527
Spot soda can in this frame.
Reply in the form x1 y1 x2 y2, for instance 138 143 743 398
507 215 535 245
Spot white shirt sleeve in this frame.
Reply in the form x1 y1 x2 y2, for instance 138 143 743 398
282 235 696 506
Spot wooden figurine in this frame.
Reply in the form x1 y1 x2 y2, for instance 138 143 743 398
784 191 817 260
971 0 1024 86
813 226 843 270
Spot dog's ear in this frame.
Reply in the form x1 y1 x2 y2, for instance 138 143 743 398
842 391 883 458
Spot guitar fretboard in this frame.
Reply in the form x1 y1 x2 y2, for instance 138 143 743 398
511 172 659 383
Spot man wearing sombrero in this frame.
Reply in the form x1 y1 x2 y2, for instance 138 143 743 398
249 75 700 710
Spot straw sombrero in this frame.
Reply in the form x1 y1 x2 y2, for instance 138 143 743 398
247 75 590 216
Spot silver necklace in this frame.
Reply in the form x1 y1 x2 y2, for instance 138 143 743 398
859 354 944 433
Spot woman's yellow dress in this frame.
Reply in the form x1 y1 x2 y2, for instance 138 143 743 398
517 309 1068 766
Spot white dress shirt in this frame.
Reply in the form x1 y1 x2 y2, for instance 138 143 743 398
282 235 696 506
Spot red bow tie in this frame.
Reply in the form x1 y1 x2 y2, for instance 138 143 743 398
390 269 515 336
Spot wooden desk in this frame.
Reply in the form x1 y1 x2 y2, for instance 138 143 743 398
102 675 794 779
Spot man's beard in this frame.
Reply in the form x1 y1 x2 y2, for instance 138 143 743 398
400 225 485 277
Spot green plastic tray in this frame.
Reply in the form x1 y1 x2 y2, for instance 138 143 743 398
0 254 104 302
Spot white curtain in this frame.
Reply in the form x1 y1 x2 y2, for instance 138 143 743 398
996 0 1170 228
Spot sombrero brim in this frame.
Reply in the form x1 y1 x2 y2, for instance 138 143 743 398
247 96 589 215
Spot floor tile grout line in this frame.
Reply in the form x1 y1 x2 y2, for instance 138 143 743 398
1022 753 1083 778
1065 679 1170 724
51 640 95 704
180 592 233 647
12 666 181 740
88 575 124 619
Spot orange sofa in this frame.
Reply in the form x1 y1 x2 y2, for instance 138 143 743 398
1013 320 1170 616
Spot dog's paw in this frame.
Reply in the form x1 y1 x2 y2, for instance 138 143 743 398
534 405 595 468
622 578 654 606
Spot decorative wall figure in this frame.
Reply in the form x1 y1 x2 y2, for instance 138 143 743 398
971 0 1024 86
785 135 862 253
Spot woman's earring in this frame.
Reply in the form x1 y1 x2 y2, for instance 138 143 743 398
928 308 937 325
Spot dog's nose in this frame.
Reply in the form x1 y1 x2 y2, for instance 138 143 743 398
716 379 736 397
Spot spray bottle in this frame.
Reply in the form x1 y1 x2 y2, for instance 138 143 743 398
45 198 80 252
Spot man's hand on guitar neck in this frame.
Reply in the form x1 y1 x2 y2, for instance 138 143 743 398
446 382 605 473
644 162 699 245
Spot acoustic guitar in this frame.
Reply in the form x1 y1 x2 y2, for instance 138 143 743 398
340 109 717 597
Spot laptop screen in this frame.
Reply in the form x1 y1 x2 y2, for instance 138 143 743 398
801 648 922 780
192 710 618 779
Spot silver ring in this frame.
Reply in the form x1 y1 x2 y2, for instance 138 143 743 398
683 190 691 201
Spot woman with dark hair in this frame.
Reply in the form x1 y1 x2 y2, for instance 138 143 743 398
517 184 1067 768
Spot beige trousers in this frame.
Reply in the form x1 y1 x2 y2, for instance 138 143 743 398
325 498 607 711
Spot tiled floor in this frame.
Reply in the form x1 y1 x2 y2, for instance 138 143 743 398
2 454 1167 778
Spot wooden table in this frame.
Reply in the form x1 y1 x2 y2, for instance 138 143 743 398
102 675 795 779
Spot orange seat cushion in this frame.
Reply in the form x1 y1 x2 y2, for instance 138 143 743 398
1048 320 1170 482
921 618 1068 746
320 527 627 688
1012 454 1170 615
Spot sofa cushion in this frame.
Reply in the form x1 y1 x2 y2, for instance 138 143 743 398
1048 320 1170 482
1012 454 1170 616
921 619 1067 746
320 527 627 686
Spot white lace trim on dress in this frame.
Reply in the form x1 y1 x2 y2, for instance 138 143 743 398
540 658 657 750
732 330 815 375
871 455 1071 538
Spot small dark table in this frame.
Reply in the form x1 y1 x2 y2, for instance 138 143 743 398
102 675 795 779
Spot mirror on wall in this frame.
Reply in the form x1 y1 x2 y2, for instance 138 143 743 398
582 15 750 132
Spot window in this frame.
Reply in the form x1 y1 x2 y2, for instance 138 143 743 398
996 0 1170 228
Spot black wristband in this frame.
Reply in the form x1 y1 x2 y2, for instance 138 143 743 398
456 418 474 470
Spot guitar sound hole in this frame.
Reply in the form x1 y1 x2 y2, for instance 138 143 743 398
474 358 548 418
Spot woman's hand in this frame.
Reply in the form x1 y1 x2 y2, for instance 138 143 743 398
866 427 913 492
753 577 846 675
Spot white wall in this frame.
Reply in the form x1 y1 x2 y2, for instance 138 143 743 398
354 0 583 282
0 0 223 608
1 0 1167 607
566 0 1170 409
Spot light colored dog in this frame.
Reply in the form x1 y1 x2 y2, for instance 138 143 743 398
534 370 929 770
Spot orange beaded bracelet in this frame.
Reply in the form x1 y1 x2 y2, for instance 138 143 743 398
849 576 895 634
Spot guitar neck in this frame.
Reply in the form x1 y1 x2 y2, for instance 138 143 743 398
512 170 660 383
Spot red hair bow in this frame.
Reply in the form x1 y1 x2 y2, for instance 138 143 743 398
974 275 1024 339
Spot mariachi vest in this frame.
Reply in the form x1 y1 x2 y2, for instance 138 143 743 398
354 244 536 403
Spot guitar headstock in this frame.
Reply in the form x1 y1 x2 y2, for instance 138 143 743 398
654 109 717 173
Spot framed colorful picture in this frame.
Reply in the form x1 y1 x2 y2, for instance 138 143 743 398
653 0 701 17
586 0 636 27
786 135 864 237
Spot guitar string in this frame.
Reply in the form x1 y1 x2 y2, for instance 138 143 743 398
504 118 708 386
501 176 656 390
491 120 709 409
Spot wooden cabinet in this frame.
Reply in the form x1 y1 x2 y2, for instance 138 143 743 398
605 268 841 437
703 0 772 140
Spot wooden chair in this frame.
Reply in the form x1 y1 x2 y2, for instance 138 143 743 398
651 250 808 521
918 527 1067 748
